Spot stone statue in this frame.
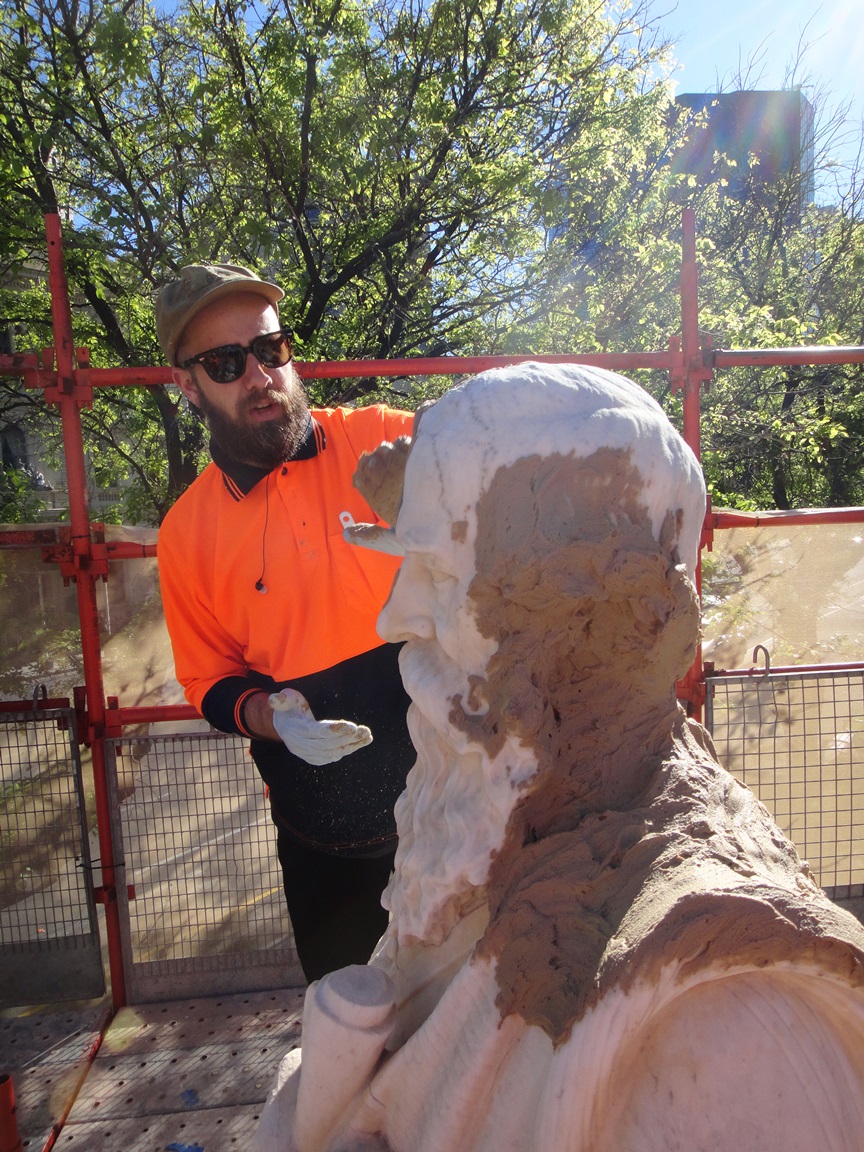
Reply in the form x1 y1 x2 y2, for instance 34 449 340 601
253 363 864 1152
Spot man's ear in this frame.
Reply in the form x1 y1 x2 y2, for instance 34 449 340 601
172 366 202 407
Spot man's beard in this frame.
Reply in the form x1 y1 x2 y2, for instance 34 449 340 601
197 377 310 469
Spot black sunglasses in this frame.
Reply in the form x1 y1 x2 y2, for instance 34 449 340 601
178 328 294 383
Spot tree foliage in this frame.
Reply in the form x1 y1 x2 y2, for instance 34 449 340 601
0 0 863 522
686 104 864 510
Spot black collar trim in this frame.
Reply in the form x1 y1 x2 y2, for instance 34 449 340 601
211 413 324 500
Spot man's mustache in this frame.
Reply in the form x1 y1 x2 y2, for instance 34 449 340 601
244 387 291 413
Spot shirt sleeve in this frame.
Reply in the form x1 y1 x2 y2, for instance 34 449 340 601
342 404 413 461
381 405 414 442
200 676 263 736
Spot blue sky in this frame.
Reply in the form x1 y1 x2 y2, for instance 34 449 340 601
654 0 864 189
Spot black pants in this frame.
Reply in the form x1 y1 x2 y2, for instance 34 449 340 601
276 827 395 983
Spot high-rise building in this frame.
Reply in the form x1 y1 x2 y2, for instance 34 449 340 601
671 90 815 214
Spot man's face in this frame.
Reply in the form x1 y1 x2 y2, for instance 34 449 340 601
173 293 308 468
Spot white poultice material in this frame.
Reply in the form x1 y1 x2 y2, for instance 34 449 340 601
294 966 396 1152
399 362 707 582
252 966 396 1152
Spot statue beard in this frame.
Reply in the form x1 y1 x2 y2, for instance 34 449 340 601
196 374 311 470
379 641 540 951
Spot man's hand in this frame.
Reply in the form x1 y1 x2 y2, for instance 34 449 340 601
268 688 373 766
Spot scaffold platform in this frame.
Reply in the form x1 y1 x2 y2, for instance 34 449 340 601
1 988 304 1151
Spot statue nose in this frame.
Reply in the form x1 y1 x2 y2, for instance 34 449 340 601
378 566 436 643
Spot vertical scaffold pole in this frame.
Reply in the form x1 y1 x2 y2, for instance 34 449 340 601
44 215 127 1009
679 207 702 461
675 207 711 720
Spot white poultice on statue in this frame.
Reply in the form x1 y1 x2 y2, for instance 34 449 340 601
252 363 864 1152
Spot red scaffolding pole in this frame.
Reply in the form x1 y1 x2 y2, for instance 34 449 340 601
39 217 127 1009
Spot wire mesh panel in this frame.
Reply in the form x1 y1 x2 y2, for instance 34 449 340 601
109 731 302 1002
0 708 104 1006
705 670 864 896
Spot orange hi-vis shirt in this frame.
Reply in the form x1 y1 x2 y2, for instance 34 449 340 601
158 404 412 724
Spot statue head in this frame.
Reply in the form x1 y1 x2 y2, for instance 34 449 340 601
353 363 706 949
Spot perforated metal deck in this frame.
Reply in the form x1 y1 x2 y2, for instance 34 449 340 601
1 988 304 1151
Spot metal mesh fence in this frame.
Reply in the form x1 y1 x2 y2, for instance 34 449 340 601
705 669 864 896
0 708 103 1005
109 731 302 1001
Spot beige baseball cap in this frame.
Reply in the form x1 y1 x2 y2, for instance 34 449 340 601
155 263 284 365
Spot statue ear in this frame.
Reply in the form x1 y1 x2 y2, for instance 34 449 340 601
605 549 699 683
654 563 701 683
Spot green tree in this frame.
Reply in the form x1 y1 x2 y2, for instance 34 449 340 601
689 133 864 510
529 66 864 511
2 0 863 521
0 0 675 521
0 0 209 521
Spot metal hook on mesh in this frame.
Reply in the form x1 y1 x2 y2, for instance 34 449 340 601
32 683 47 706
752 645 771 679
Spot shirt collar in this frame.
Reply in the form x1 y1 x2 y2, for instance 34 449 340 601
211 412 324 499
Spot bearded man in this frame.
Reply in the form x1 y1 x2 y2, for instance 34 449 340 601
254 361 864 1152
155 264 415 982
